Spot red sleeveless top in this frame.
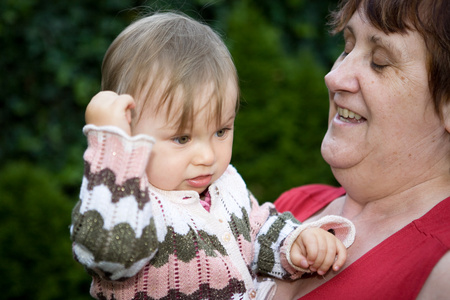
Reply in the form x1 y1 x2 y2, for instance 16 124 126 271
275 184 450 299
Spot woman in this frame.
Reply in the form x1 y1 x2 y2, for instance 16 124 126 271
274 0 450 299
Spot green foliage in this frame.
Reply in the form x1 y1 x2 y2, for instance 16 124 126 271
227 0 337 202
0 0 145 187
0 162 91 300
1 0 340 298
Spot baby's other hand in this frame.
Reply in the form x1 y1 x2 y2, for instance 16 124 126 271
85 91 136 136
290 227 347 276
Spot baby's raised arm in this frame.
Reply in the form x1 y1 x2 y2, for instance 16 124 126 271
85 91 136 135
290 227 347 275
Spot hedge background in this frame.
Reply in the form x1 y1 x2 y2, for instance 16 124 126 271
1 0 342 298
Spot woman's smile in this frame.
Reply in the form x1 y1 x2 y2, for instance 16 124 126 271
337 107 365 123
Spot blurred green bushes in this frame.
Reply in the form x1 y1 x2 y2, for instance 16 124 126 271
1 0 340 298
0 162 91 299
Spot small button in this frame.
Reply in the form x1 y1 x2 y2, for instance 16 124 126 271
222 232 231 243
249 289 257 298
219 219 224 223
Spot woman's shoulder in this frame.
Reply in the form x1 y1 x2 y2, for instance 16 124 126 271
274 184 345 222
417 251 450 299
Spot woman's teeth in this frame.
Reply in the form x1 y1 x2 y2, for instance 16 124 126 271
338 107 362 122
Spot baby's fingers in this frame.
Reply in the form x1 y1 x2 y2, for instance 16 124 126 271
86 91 136 135
290 242 310 270
332 239 347 272
300 228 347 275
315 241 339 275
307 233 331 274
298 228 326 271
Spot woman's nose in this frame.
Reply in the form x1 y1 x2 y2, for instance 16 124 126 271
324 55 360 94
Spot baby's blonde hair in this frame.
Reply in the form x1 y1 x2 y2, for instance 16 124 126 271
101 12 239 133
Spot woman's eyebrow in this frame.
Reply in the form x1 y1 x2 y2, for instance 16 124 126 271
345 23 403 59
344 25 354 35
369 35 403 58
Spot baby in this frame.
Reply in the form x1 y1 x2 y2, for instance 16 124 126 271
70 12 355 300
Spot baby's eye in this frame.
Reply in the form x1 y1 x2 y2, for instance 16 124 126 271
215 128 230 138
173 135 190 144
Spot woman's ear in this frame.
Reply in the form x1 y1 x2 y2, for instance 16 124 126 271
443 100 450 133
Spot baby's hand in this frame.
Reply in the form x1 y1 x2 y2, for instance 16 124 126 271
85 91 136 136
290 227 347 275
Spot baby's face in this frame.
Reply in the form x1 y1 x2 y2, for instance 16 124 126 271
132 81 237 194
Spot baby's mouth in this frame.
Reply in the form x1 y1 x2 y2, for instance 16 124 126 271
187 175 212 188
337 107 365 123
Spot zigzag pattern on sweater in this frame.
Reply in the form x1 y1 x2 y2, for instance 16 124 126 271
73 127 304 299
71 207 158 270
96 278 247 300
72 203 255 269
150 226 227 268
81 161 254 244
84 161 150 209
228 206 252 243
255 210 301 279
74 162 257 269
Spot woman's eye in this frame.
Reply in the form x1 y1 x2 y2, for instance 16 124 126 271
371 62 387 71
371 53 389 71
173 135 190 144
341 40 353 57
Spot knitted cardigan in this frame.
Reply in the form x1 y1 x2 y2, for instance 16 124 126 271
70 125 355 300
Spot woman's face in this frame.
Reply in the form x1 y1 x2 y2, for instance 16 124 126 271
322 8 449 197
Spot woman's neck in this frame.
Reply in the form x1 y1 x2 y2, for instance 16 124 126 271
346 175 448 218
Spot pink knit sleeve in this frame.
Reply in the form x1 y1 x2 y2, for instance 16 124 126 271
83 125 154 187
280 215 355 278
250 191 355 281
71 125 159 281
